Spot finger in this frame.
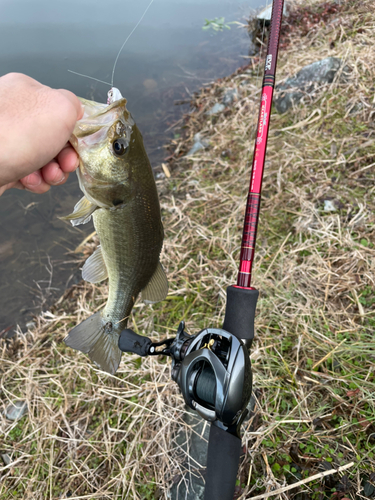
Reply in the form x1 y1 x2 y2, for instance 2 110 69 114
10 181 25 190
57 145 79 173
20 170 51 194
56 89 84 120
41 161 68 186
0 180 23 196
0 76 83 186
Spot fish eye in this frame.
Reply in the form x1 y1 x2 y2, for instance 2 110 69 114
112 139 128 156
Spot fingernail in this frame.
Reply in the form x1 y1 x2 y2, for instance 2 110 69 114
55 172 66 184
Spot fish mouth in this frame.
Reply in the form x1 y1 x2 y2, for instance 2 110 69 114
79 97 127 119
69 93 134 209
71 97 132 141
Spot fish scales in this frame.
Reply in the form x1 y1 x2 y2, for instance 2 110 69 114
94 191 163 324
62 88 167 374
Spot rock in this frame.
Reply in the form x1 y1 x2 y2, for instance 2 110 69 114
186 142 205 156
248 30 258 56
363 479 375 498
169 394 257 499
275 57 349 113
202 90 238 123
248 2 288 55
257 1 289 23
1 453 11 466
206 103 225 116
143 78 158 91
292 57 344 84
222 88 239 106
330 143 337 158
26 321 36 330
5 401 28 421
348 102 364 115
324 200 336 212
0 240 14 260
169 406 208 500
186 133 210 156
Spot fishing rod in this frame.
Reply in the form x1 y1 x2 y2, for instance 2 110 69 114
118 0 284 497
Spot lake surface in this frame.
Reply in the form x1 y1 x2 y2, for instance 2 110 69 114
0 0 265 334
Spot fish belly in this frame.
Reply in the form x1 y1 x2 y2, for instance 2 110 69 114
65 199 163 374
94 203 162 326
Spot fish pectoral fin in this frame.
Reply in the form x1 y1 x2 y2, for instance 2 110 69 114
82 245 108 283
64 312 122 375
60 196 98 226
142 261 169 304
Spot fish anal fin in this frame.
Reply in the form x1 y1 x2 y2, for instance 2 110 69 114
82 246 108 283
60 196 97 226
142 261 168 304
64 312 122 375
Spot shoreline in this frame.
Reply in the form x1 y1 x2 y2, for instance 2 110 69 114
1 1 375 498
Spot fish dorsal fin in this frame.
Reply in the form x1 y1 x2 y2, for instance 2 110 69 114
82 245 108 283
60 196 98 226
142 262 168 304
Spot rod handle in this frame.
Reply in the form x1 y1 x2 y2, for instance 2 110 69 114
222 286 259 346
204 423 242 500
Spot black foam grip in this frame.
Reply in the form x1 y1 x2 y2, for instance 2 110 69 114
204 423 241 500
222 286 259 342
118 329 151 356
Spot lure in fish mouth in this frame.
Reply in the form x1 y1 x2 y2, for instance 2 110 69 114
62 87 168 374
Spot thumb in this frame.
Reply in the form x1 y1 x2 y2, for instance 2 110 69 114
56 89 84 122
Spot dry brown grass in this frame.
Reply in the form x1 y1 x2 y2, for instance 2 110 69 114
1 0 375 498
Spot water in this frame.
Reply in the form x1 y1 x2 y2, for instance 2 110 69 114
0 0 264 334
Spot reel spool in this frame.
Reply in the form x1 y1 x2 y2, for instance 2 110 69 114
118 322 252 431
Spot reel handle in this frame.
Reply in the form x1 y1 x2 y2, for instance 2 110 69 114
118 328 152 356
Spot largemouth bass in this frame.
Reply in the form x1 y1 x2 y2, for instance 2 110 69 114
63 87 168 374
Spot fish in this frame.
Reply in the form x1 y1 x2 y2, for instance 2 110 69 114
62 87 168 374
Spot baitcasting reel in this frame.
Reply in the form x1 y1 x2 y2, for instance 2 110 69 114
118 285 259 500
118 320 252 432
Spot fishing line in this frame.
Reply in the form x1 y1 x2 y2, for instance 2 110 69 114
111 0 155 87
68 0 155 90
67 70 112 87
257 0 269 80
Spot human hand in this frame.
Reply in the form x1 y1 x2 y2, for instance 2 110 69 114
0 73 83 196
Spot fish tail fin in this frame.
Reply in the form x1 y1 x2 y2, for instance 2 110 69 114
64 312 122 375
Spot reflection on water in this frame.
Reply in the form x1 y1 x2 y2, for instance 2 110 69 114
0 182 91 333
0 0 263 334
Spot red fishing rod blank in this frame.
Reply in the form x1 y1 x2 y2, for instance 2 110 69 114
206 5 285 499
237 0 284 288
